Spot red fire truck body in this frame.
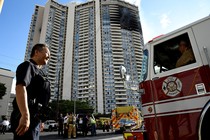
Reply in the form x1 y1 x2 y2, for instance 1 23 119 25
139 16 210 140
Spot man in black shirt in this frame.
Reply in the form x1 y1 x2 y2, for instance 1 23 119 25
82 114 88 136
10 43 51 140
58 113 64 136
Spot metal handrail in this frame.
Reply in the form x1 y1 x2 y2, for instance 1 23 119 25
203 46 210 67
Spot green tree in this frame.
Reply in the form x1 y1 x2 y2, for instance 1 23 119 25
48 100 94 120
0 83 7 99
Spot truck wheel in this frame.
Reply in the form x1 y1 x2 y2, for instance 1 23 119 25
201 106 210 140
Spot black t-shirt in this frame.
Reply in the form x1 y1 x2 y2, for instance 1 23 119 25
13 59 51 110
58 117 64 125
11 59 51 130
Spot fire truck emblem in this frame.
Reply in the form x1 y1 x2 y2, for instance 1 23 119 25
162 76 182 97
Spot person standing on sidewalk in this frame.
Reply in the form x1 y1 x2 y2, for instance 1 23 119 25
63 113 69 138
10 43 51 140
58 113 64 136
82 114 88 136
90 116 96 136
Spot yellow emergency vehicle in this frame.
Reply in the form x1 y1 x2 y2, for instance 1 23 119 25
111 106 142 132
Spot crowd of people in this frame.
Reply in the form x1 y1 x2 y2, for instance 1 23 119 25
57 113 97 139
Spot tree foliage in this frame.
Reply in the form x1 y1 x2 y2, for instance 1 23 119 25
0 83 7 99
48 100 94 120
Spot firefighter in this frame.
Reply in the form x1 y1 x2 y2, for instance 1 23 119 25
102 120 105 132
176 40 195 67
67 113 76 138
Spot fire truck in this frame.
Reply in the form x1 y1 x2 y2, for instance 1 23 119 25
124 15 210 140
111 106 142 132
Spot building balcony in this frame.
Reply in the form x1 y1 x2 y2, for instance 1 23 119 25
115 101 127 105
78 54 89 59
112 52 124 57
115 97 127 100
79 70 89 78
115 91 126 95
111 42 122 46
112 61 124 66
78 74 89 79
115 84 124 88
78 96 89 100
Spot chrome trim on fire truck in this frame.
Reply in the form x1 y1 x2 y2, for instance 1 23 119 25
142 94 210 118
198 101 210 140
203 46 210 67
195 83 206 95
142 94 209 106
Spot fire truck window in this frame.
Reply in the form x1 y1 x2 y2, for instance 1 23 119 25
140 49 148 82
154 33 196 74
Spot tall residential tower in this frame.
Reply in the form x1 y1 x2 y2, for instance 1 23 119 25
25 0 144 114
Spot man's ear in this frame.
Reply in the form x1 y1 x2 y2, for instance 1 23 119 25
34 50 40 56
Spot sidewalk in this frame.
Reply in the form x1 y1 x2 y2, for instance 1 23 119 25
40 129 115 140
0 129 116 140
75 129 114 137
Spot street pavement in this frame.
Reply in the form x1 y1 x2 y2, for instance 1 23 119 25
1 129 124 140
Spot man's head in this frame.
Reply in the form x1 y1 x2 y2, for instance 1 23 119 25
30 43 50 66
178 40 190 54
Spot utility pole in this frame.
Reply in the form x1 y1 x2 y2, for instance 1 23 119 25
74 96 76 115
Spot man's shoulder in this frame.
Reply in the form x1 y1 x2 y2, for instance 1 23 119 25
16 61 30 72
17 60 39 72
18 60 30 67
185 49 195 58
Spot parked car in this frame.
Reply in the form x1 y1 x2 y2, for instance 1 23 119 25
43 120 58 131
119 119 136 131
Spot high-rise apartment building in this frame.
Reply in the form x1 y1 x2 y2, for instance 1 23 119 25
25 0 144 114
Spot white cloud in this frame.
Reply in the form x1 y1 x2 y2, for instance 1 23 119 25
140 11 155 43
160 13 171 29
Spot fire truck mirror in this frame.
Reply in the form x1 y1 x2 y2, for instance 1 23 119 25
138 88 145 95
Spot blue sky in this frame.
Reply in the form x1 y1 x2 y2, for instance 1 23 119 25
0 0 210 73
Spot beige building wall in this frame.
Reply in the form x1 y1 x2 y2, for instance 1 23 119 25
95 0 104 113
62 3 76 100
0 68 15 120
